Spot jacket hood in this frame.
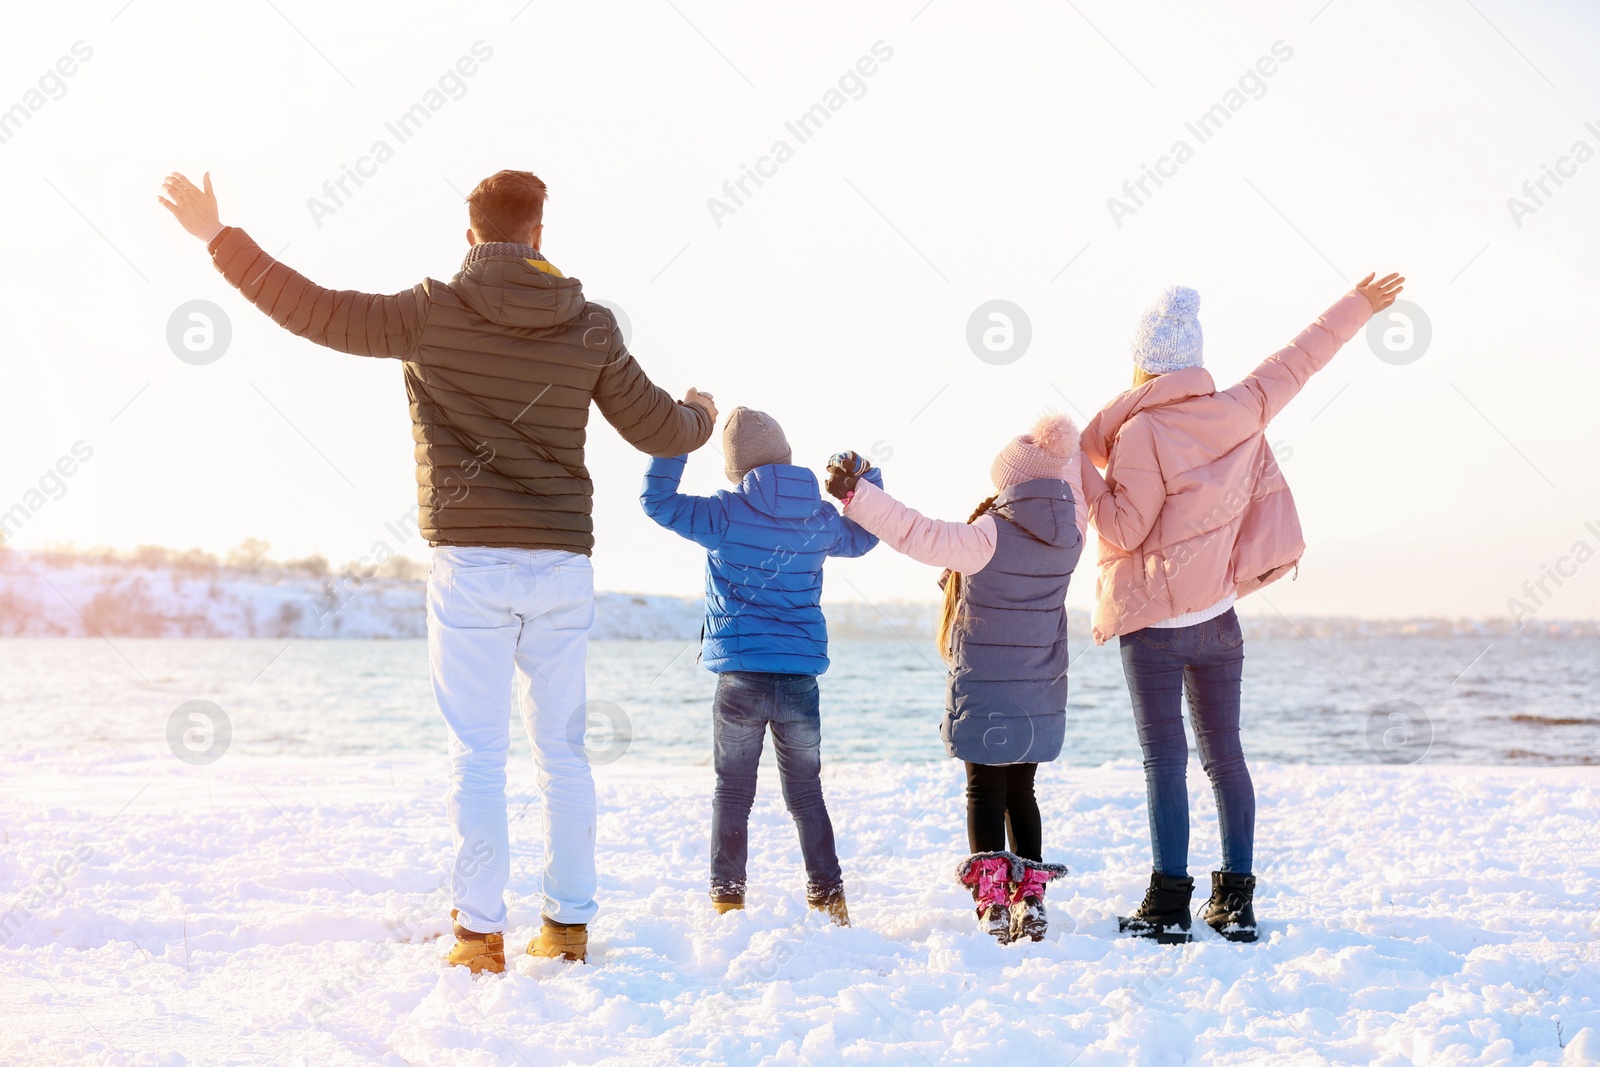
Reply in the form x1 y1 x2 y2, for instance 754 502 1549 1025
735 464 824 520
451 245 587 329
990 478 1080 548
1081 366 1215 466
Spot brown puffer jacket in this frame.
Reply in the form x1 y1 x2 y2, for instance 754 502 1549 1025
207 229 713 553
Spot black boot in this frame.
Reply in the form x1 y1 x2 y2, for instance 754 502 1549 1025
1117 872 1194 944
1202 872 1258 943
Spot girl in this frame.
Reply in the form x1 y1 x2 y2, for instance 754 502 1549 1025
825 414 1086 943
1080 274 1403 944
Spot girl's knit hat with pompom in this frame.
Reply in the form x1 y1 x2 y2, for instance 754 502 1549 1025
1131 285 1203 374
990 412 1079 491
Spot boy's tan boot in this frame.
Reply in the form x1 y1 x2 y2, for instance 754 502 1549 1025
445 910 505 974
711 892 745 915
527 918 588 963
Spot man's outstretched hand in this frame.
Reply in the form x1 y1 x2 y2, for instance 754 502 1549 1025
683 388 718 423
159 171 224 243
1355 272 1405 313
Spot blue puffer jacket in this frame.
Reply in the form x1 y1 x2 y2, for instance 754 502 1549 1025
641 455 883 675
945 478 1083 765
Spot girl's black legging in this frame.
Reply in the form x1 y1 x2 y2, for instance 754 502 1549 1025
964 761 1041 861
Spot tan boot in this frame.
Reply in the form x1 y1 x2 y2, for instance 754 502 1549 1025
711 893 745 916
810 891 850 927
527 918 587 963
445 911 505 974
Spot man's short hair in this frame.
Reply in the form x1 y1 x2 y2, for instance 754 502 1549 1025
466 170 548 242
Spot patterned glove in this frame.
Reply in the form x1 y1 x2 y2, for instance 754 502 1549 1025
825 451 872 500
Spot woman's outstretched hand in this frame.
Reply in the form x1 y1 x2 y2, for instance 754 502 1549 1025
1356 272 1405 313
159 171 225 243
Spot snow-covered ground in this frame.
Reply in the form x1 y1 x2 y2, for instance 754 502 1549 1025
2 754 1596 1066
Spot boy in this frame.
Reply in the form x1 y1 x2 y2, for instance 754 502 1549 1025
641 407 882 923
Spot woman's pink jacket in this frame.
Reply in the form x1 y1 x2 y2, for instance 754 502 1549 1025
1079 291 1373 644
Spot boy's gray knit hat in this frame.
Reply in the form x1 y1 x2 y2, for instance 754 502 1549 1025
722 406 792 482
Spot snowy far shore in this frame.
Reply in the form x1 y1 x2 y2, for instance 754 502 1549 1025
1 754 1596 1065
2 549 1595 640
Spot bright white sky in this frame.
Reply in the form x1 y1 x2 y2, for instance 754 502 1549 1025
2 0 1597 620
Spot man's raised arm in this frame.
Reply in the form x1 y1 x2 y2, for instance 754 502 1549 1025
590 323 718 456
160 171 427 359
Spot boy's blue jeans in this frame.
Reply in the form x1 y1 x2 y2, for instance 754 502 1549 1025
710 671 843 904
1119 609 1255 878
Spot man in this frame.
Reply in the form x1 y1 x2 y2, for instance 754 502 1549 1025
160 168 717 973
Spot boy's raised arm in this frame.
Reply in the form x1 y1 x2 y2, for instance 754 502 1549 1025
161 171 427 360
828 466 883 559
641 455 728 549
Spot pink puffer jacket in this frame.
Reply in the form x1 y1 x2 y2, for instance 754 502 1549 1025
1080 291 1372 644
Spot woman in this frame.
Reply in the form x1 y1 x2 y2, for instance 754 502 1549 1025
1080 273 1403 943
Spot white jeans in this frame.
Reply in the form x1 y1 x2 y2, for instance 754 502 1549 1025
427 545 598 931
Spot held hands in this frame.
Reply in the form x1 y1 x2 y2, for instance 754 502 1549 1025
824 451 872 501
159 171 225 243
682 388 718 423
1355 272 1405 313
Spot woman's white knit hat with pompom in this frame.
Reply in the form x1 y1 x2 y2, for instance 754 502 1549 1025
1132 285 1203 374
991 412 1079 491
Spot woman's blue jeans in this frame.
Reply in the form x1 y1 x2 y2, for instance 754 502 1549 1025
710 671 842 903
1119 609 1255 877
